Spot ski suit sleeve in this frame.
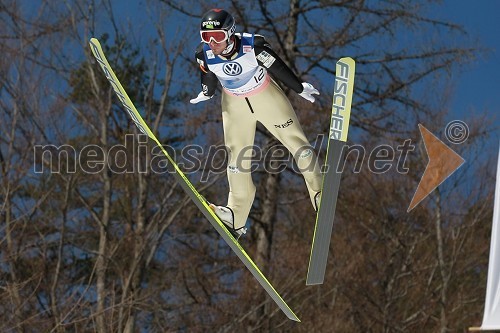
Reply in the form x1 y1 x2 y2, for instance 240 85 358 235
195 43 218 97
253 35 303 94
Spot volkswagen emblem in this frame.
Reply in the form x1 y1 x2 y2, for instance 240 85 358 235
223 62 242 76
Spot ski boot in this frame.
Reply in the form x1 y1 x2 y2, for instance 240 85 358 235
209 204 247 239
314 191 321 212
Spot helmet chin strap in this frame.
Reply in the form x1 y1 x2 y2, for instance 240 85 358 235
221 36 236 56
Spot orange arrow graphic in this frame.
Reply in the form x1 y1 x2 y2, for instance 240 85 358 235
408 124 465 212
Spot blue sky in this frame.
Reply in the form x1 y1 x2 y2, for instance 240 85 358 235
110 0 499 149
440 0 499 134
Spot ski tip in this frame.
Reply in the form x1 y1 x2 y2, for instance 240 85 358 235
89 37 100 47
339 56 355 63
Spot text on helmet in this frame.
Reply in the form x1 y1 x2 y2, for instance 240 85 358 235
202 21 221 27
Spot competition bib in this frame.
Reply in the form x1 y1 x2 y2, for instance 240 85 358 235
204 33 270 97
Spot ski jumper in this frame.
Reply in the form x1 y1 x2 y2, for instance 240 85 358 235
195 33 322 229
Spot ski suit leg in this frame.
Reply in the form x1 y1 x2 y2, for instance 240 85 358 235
246 80 322 208
221 92 257 229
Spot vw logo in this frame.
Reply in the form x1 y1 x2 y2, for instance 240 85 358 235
223 62 242 76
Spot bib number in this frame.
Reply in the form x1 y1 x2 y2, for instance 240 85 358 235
253 67 265 83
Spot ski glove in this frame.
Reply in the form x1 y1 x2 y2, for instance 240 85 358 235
299 82 320 103
190 92 213 104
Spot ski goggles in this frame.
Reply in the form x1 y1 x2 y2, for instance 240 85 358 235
200 30 229 44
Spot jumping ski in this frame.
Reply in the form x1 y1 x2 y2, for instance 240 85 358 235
89 38 300 321
306 57 355 285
